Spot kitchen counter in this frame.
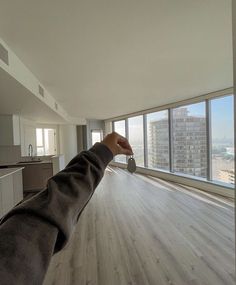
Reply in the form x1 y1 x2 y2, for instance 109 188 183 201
0 161 52 167
0 161 53 193
0 167 24 179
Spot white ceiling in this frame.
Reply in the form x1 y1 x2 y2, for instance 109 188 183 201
0 0 233 120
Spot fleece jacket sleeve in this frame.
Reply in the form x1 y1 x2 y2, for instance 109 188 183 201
0 143 113 285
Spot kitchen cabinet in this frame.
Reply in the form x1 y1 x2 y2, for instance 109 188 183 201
22 163 53 192
0 168 23 218
13 169 23 204
1 174 14 215
0 114 20 146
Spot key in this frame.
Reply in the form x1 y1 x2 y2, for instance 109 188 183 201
127 155 136 173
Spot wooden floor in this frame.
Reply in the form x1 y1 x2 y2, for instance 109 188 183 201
43 167 235 285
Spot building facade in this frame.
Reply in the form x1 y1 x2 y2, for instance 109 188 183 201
149 108 207 178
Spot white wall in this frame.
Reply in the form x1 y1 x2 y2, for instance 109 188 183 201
0 146 21 163
59 124 78 165
20 117 36 156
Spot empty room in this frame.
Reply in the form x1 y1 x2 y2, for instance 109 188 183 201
0 1 235 285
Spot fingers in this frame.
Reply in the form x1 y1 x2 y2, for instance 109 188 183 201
101 132 133 156
118 146 133 155
115 133 133 155
117 140 133 155
117 135 133 155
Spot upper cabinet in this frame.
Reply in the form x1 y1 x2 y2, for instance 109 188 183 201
0 115 20 146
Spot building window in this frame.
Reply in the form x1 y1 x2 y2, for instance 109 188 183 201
172 102 207 178
36 128 57 156
128 116 144 167
91 130 103 145
114 120 126 163
210 95 235 185
146 110 169 170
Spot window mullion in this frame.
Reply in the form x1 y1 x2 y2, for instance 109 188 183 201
169 109 174 173
206 99 212 181
143 114 148 167
125 119 129 163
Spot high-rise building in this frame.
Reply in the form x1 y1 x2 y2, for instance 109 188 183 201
149 108 207 177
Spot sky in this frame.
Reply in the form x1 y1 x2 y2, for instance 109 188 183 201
211 95 234 141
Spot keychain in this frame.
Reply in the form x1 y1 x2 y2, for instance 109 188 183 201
127 155 136 173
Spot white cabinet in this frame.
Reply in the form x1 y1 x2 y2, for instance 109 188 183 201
52 155 65 175
0 114 20 146
0 168 23 218
13 170 23 204
1 175 14 215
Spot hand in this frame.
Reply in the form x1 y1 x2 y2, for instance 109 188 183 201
101 132 133 156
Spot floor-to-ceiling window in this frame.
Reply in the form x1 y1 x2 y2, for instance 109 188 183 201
210 95 234 185
146 110 169 170
111 91 234 189
172 102 207 178
114 120 126 163
128 116 144 167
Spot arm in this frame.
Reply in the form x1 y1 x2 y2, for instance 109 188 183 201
0 133 132 285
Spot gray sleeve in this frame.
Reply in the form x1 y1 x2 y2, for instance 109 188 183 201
0 143 113 285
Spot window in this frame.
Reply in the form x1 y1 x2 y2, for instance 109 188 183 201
172 102 207 178
111 91 235 189
36 128 56 156
91 130 103 145
210 95 235 185
128 116 144 167
114 120 126 163
147 110 169 170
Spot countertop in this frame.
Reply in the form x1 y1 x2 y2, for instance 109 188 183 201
0 167 24 179
0 161 52 167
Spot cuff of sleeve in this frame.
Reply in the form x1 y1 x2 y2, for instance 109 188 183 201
89 143 113 168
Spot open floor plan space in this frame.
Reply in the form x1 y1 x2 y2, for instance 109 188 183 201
43 167 235 285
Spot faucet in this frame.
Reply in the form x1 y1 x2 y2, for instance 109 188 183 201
28 144 34 160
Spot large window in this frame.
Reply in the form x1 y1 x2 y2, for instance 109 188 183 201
210 95 234 185
172 102 207 178
147 110 169 170
114 120 126 163
111 91 234 189
128 116 144 167
36 128 57 156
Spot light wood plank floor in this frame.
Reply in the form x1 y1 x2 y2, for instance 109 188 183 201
43 167 235 285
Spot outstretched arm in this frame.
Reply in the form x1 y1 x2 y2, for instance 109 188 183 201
0 132 132 285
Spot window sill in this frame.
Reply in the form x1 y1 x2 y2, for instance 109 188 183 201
110 161 235 196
